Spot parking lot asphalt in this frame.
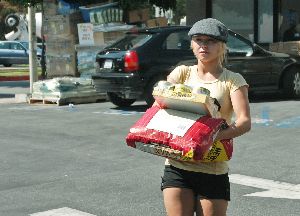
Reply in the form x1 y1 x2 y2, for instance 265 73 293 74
1 98 300 216
1 81 300 216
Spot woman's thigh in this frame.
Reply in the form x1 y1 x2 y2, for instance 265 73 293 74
196 198 228 216
163 187 195 216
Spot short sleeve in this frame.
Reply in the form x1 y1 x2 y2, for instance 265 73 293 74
167 65 190 84
229 72 249 94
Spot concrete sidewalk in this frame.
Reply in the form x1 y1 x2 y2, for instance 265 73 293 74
0 80 30 104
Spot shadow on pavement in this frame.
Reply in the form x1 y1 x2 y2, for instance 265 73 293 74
249 93 299 103
0 93 15 98
112 104 149 112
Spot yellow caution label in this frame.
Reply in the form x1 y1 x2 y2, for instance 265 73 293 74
202 140 229 162
181 149 194 161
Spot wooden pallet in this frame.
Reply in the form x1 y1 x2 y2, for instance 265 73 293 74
28 94 107 106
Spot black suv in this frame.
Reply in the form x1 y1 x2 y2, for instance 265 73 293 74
92 26 300 107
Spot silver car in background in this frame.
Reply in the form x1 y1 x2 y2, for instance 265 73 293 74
0 41 41 67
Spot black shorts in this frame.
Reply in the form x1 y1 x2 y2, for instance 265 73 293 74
161 165 230 201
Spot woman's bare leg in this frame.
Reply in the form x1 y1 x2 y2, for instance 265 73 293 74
195 198 228 216
163 187 195 216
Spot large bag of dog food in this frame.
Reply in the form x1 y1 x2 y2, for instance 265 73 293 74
126 106 233 162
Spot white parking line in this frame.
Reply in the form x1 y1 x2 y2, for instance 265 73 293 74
229 174 300 199
30 207 96 216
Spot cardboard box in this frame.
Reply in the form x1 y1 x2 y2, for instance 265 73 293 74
269 41 300 55
46 53 78 78
146 17 168 28
128 8 150 23
93 31 126 46
43 12 83 36
45 36 77 55
43 0 58 16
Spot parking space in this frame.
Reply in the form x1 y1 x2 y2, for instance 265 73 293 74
0 99 299 216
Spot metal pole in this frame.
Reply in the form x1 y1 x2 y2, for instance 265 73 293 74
28 6 37 94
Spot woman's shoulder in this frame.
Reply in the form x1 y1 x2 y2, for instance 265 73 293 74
173 65 196 78
168 65 196 83
222 68 245 80
222 68 248 90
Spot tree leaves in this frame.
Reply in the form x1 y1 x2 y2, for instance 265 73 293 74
5 0 42 7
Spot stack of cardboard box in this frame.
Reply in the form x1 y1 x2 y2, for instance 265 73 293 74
127 8 168 28
75 2 135 78
43 0 83 78
269 41 300 56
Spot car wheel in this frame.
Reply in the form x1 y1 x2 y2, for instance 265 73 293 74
3 64 12 67
145 76 165 106
5 14 19 28
37 57 42 67
107 92 136 107
283 69 300 98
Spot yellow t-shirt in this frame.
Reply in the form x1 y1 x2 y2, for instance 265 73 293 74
165 65 248 174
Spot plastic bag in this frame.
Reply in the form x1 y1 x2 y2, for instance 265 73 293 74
126 106 233 162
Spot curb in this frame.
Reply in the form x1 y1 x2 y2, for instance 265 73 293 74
0 76 29 81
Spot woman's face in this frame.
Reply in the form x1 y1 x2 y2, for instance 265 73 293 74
191 35 222 64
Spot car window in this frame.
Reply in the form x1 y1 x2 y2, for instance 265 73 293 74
163 31 191 50
109 33 153 51
227 34 253 56
20 42 29 49
0 42 10 49
11 43 25 50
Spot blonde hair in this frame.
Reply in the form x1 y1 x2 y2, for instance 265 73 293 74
218 43 227 66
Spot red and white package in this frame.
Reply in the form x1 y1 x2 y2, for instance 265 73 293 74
126 106 233 162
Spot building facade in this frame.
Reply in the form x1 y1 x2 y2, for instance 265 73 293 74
186 0 300 46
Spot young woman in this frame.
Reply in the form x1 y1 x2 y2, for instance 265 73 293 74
160 18 251 216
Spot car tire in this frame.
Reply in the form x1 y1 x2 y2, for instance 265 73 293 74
144 76 165 106
283 68 300 98
5 14 19 28
3 64 12 67
37 57 42 67
107 92 136 107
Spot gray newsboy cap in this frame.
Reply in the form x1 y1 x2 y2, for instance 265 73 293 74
188 18 228 42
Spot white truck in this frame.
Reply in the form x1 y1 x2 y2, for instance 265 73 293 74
4 12 42 41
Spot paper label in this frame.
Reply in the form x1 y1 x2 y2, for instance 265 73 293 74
146 109 198 137
77 23 94 45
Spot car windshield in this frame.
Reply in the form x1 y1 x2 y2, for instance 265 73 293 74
108 33 153 51
19 42 29 49
227 34 253 56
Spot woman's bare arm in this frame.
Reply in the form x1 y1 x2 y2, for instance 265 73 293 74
215 85 251 140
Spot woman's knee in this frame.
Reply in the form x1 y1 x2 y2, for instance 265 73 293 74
163 187 195 216
197 198 228 216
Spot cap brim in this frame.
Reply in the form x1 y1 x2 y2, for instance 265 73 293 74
191 33 226 42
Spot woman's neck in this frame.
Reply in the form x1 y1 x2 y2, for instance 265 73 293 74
197 60 222 79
